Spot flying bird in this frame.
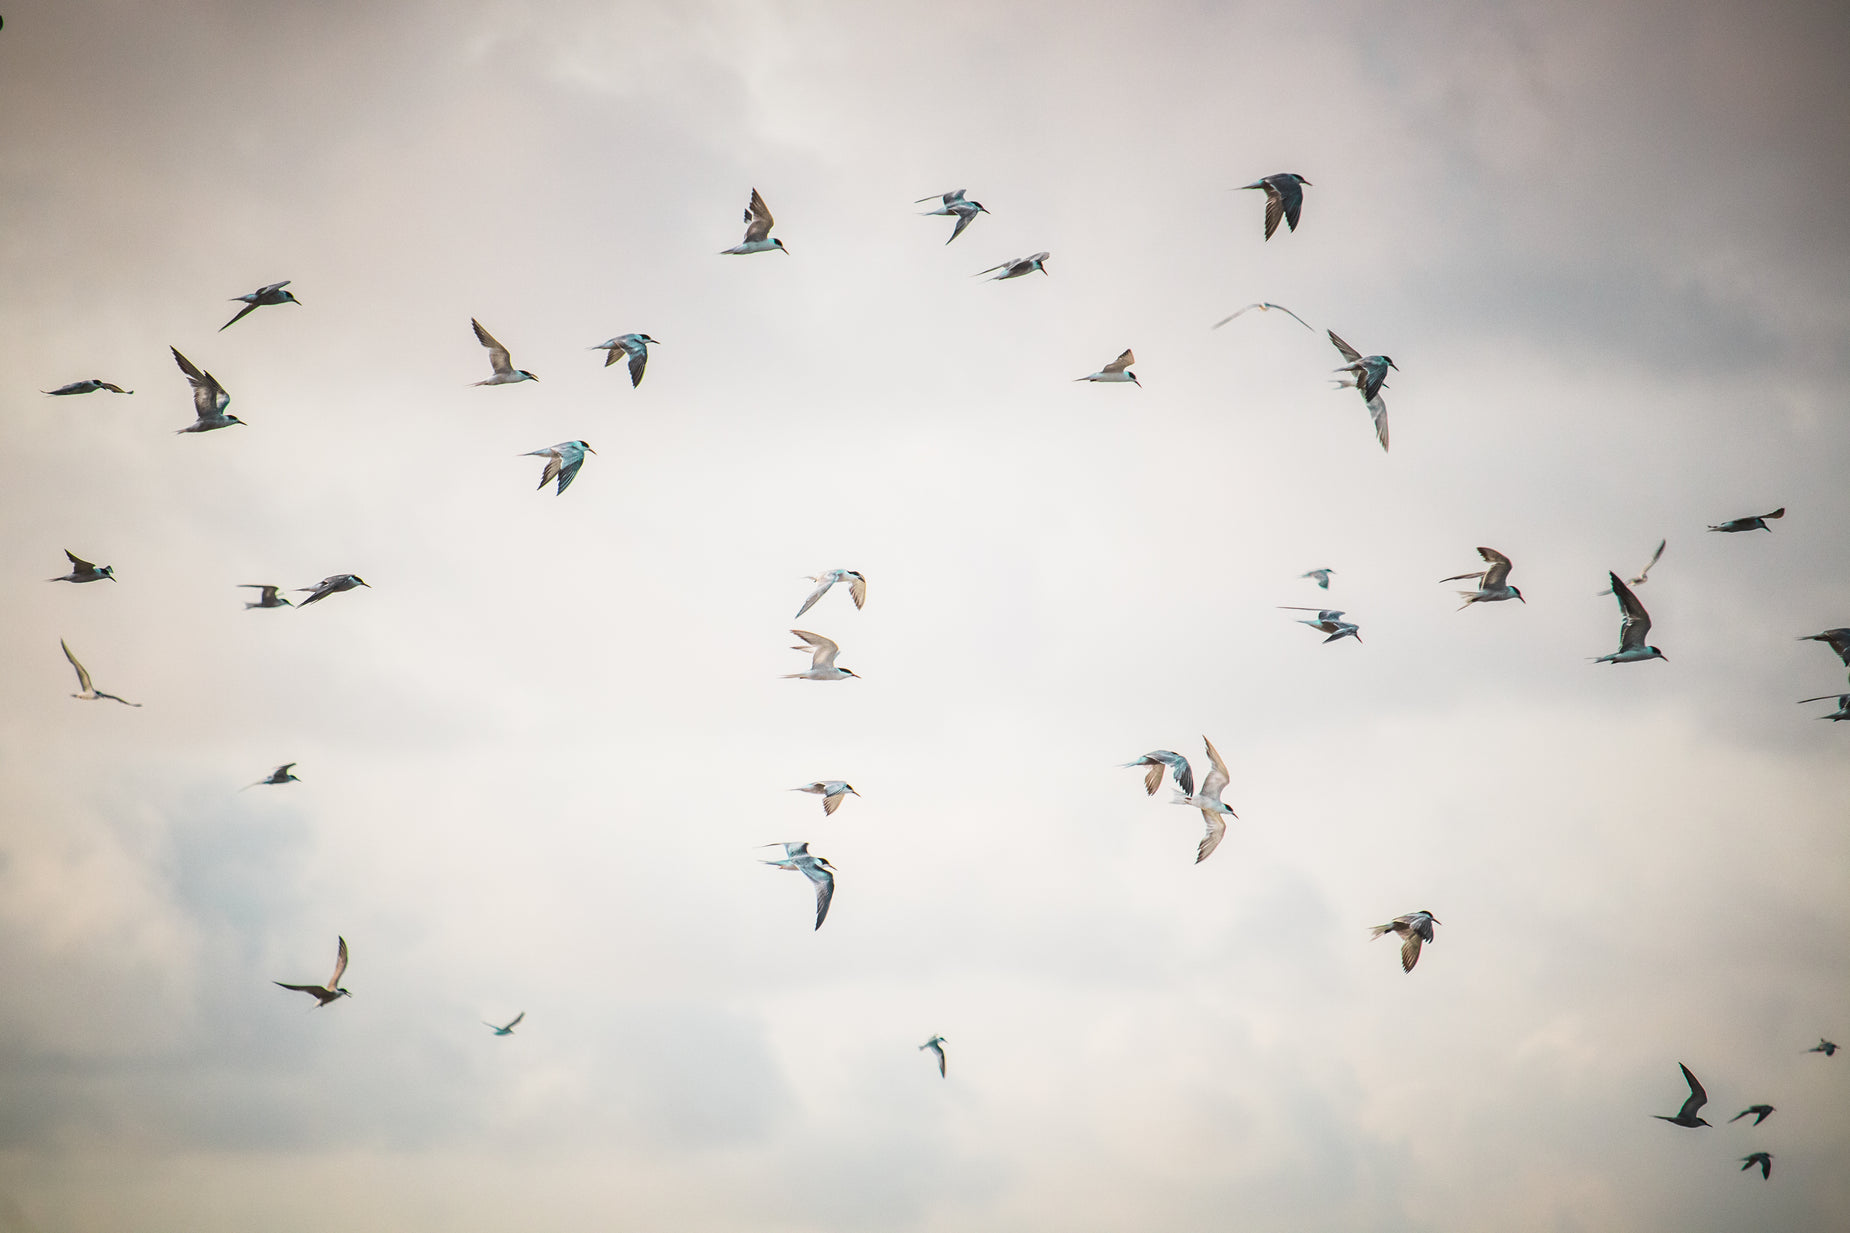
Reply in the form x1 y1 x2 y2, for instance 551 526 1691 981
792 781 858 816
919 1034 948 1077
1652 1063 1711 1127
784 630 858 680
1281 607 1362 643
1075 349 1139 386
1371 911 1441 972
243 763 301 789
795 569 867 619
917 189 988 244
48 549 114 583
170 346 243 432
240 584 292 609
220 280 300 331
1797 628 1850 668
1171 736 1237 863
274 936 351 1007
484 1012 525 1037
760 842 836 929
471 319 538 385
590 334 659 387
60 639 140 706
43 379 132 395
522 440 595 495
1301 568 1334 589
721 188 786 254
1239 173 1311 240
1808 1038 1838 1056
1121 750 1194 797
975 252 1050 280
1797 694 1850 721
1599 540 1667 594
1442 547 1524 608
1729 1105 1775 1126
297 574 370 606
1707 508 1784 533
1740 1153 1772 1180
1593 573 1666 663
1327 331 1396 452
1212 302 1314 331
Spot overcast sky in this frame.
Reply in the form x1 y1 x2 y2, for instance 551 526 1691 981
2 1 1847 1230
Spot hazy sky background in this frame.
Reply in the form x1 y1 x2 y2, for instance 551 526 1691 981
2 1 1847 1229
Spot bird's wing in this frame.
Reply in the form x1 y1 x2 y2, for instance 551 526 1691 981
97 691 140 707
1260 183 1284 240
219 301 261 331
823 791 844 816
1199 736 1229 801
947 210 975 244
1026 251 1050 265
1361 394 1389 452
61 639 93 692
848 573 867 609
506 1011 525 1030
1476 548 1513 589
277 763 296 776
1610 575 1652 650
794 574 835 618
1211 304 1263 329
259 280 291 295
171 347 225 414
98 382 130 394
1195 810 1227 863
1636 539 1666 580
1268 304 1314 330
1327 330 1362 364
1762 508 1785 520
1795 695 1848 705
1358 359 1388 402
275 982 323 994
1103 349 1135 374
64 549 94 571
792 630 840 669
1400 933 1423 972
973 259 1013 276
330 936 349 988
627 345 648 387
472 319 513 373
742 188 774 242
808 865 835 929
1678 1063 1707 1117
1278 178 1305 231
553 450 585 494
1139 760 1164 795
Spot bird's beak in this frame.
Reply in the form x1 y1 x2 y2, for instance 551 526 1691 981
1517 594 1526 603
359 581 372 587
586 446 597 454
849 788 860 796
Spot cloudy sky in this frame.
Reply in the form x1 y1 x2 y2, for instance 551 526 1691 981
2 1 1847 1229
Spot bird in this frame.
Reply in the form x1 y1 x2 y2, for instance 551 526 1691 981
522 441 595 495
919 1035 948 1077
471 319 538 385
219 280 300 331
760 842 836 929
1797 628 1850 668
48 549 114 583
795 569 867 619
1327 331 1396 452
1708 508 1784 533
43 379 132 395
721 188 786 254
1652 1062 1712 1127
975 252 1050 280
1075 349 1139 386
60 639 140 706
274 936 351 1007
784 630 858 680
1370 911 1440 972
1593 573 1666 663
917 189 988 244
1301 568 1334 589
1729 1105 1775 1126
170 346 243 433
1280 607 1362 643
590 334 659 387
1121 750 1194 797
792 781 858 816
1808 1038 1838 1056
1170 736 1236 863
1212 302 1314 331
1239 173 1311 240
1740 1153 1772 1180
239 584 292 609
243 763 301 789
1442 547 1524 608
1797 694 1850 721
484 1011 525 1037
1598 540 1667 594
296 574 370 606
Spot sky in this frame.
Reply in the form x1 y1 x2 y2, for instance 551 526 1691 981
1 0 1848 1229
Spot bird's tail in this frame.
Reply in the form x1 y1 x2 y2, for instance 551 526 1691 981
1369 923 1394 939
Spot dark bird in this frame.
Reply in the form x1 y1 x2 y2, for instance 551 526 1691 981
485 1011 525 1037
1239 173 1311 240
919 1034 948 1077
1593 573 1666 663
1729 1105 1775 1126
1741 1152 1772 1180
220 280 300 331
274 936 351 1007
239 584 292 609
1808 1038 1838 1056
1371 911 1440 972
1652 1063 1711 1127
297 574 370 606
243 763 301 790
1707 508 1784 533
43 379 132 395
1797 628 1850 668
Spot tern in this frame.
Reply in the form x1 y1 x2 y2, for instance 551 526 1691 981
484 1011 525 1036
1798 693 1850 721
1280 607 1362 643
917 189 988 244
1599 540 1667 594
1797 628 1850 668
522 440 595 495
43 379 132 395
60 639 140 706
1170 736 1236 864
1593 573 1666 663
170 347 244 432
1729 1105 1775 1126
1328 331 1395 452
1808 1039 1838 1056
1442 547 1525 608
297 574 370 606
920 1034 948 1077
1121 750 1194 797
760 842 836 929
48 550 114 583
792 781 859 816
471 319 538 385
1212 302 1314 331
1301 568 1334 589
1370 910 1440 973
1652 1063 1711 1127
975 252 1049 280
795 569 867 619
240 584 293 609
274 936 351 1007
220 280 300 331
590 334 659 387
784 630 859 680
244 763 301 789
721 188 787 254
1075 349 1139 386
1708 508 1784 533
1239 173 1311 240
1741 1153 1772 1180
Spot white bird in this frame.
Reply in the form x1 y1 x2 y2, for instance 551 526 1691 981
975 251 1049 280
1708 507 1784 533
244 763 301 789
917 189 988 244
760 842 836 929
792 781 859 815
170 346 244 432
484 1011 525 1036
60 639 140 706
784 630 859 680
1170 736 1237 863
1075 348 1139 386
48 549 114 583
470 319 538 385
240 584 293 609
1442 547 1525 608
220 280 300 331
274 936 351 1007
1652 1063 1712 1128
297 574 370 606
1121 750 1194 797
919 1034 948 1077
522 440 595 495
1301 568 1334 589
590 334 659 387
1371 910 1440 972
1239 173 1311 240
1593 573 1665 663
1212 301 1315 331
1280 607 1362 644
721 188 787 254
1797 693 1850 721
1599 540 1667 594
795 569 867 619
43 379 132 395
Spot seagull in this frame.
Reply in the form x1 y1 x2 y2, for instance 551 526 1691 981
917 189 988 244
243 763 301 789
1280 607 1362 643
1212 302 1314 331
1170 735 1237 863
792 781 858 815
1239 173 1311 240
1798 694 1850 721
170 346 243 432
1808 1038 1838 1056
274 936 351 1007
60 639 140 706
1652 1063 1712 1127
1797 628 1850 667
1370 910 1440 972
1598 540 1667 594
48 549 114 583
1708 508 1784 533
795 569 867 619
1729 1105 1775 1126
1075 349 1139 386
484 1011 525 1037
296 574 370 606
43 379 132 395
240 584 293 609
760 842 836 929
220 280 300 331
1593 573 1665 663
721 188 787 254
1121 750 1194 797
975 252 1049 280
1741 1153 1772 1180
522 441 595 495
1301 568 1334 589
1442 547 1524 608
919 1034 948 1077
589 334 659 387
784 630 859 680
471 319 538 385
